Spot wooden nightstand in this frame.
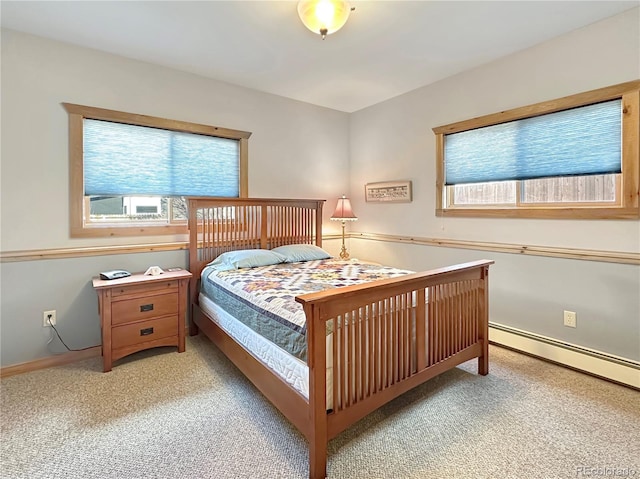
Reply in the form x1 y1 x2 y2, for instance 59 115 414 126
92 269 192 372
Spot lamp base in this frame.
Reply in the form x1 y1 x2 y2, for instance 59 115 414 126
339 222 350 260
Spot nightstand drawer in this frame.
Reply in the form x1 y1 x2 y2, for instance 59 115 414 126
112 316 178 349
111 293 178 325
111 280 180 298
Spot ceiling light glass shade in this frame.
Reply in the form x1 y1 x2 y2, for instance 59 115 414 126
297 0 352 39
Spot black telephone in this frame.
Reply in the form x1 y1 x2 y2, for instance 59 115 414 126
99 270 131 280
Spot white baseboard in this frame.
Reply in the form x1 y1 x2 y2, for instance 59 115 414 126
489 323 640 389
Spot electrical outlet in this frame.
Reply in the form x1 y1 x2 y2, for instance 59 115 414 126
563 310 577 328
43 310 56 327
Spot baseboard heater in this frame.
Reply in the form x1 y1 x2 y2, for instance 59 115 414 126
488 322 639 389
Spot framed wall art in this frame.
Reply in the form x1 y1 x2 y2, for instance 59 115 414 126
365 180 412 203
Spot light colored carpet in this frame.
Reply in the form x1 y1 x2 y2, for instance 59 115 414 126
1 335 638 479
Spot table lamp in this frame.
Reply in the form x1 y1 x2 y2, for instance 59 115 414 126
330 195 358 260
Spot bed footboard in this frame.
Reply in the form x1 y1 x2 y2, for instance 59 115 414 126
296 259 493 479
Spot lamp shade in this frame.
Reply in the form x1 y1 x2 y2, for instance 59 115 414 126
297 0 352 39
331 195 358 221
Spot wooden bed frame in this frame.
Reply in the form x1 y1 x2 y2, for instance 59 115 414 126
188 197 493 479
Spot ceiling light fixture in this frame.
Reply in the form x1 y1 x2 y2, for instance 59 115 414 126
297 0 354 40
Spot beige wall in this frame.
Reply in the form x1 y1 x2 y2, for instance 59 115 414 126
0 29 348 366
1 9 639 369
348 8 640 362
349 8 640 253
0 29 350 252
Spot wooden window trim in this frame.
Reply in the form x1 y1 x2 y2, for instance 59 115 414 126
64 103 251 237
432 81 640 219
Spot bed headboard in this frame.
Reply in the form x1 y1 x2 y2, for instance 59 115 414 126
187 197 325 281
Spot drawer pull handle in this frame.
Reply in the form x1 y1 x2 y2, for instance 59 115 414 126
140 327 154 336
140 304 154 312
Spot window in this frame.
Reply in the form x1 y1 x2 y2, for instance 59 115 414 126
63 103 251 237
432 81 639 219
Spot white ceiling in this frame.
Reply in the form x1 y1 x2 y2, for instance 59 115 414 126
1 1 637 112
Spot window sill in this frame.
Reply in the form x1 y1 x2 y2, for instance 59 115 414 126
436 207 640 220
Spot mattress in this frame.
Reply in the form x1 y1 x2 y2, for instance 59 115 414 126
200 259 413 362
199 258 413 400
199 292 313 397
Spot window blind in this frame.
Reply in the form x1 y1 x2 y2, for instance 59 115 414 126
444 100 622 185
83 119 240 197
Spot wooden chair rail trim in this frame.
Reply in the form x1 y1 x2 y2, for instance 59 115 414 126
352 232 640 265
0 242 189 262
1 234 637 264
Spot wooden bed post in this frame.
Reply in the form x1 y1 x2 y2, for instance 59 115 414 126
303 302 328 479
315 201 324 248
188 197 200 336
478 264 490 376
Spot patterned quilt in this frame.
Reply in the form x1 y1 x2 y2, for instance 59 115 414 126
200 259 412 362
